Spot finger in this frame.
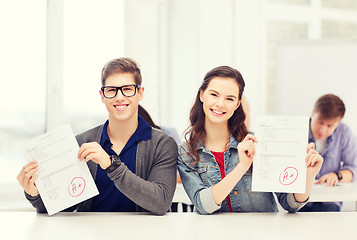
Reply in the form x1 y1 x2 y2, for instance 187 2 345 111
326 178 334 187
20 172 36 190
316 155 323 164
332 179 338 186
325 179 331 187
77 144 88 159
77 142 96 159
310 155 323 167
308 157 318 167
23 168 39 187
78 148 95 161
305 149 314 163
244 142 255 156
315 178 323 184
315 179 322 184
306 142 315 153
18 163 38 184
317 176 327 184
247 140 256 153
17 161 38 178
24 160 38 169
244 134 258 143
29 174 39 185
306 153 315 166
84 153 95 163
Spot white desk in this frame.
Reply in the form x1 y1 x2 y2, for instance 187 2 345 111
309 183 357 202
2 211 357 240
173 183 357 210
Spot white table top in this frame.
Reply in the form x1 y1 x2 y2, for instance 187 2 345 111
173 182 357 204
309 182 357 202
1 211 357 240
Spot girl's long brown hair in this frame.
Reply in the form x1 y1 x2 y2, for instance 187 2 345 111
185 66 248 163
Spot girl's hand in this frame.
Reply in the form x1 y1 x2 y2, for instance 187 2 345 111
306 143 323 178
17 160 40 197
237 134 258 170
78 142 111 170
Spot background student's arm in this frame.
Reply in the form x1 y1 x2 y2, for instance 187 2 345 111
316 127 357 186
316 170 353 186
339 169 354 182
339 126 357 181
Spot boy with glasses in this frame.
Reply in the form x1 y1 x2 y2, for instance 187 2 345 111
299 94 357 212
17 58 178 215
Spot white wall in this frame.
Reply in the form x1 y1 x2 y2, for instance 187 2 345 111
276 39 357 135
168 0 201 138
168 0 265 137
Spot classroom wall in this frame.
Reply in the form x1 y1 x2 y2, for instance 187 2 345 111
168 0 263 137
275 39 357 135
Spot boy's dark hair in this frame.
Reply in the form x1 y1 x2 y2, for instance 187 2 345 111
313 94 345 119
101 58 142 86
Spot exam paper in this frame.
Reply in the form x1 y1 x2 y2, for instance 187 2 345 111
252 115 309 193
24 124 99 216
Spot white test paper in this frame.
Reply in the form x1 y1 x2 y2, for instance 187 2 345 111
24 124 99 216
252 115 309 193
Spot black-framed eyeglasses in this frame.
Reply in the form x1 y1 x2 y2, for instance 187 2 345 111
101 84 141 98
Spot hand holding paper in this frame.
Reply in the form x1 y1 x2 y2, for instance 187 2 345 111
17 160 40 197
252 115 310 193
22 124 99 216
237 134 257 169
292 142 323 202
78 142 111 170
305 142 323 178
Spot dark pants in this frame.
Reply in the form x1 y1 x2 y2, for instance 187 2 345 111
299 202 341 212
171 203 194 212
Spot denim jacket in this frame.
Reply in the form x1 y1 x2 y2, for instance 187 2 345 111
177 135 307 214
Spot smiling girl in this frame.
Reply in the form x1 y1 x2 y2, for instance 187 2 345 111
177 66 323 214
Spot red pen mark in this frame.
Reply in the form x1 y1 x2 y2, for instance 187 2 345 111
279 167 298 185
68 177 86 197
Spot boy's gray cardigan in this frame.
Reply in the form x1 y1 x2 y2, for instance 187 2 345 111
26 124 178 215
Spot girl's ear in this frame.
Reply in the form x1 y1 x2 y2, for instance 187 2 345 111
235 100 241 110
199 90 204 103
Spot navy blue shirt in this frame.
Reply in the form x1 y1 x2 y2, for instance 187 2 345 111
91 116 152 212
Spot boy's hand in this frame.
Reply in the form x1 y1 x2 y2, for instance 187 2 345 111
17 160 40 197
78 142 111 169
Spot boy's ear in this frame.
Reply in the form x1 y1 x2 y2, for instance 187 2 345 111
138 86 145 101
100 90 105 103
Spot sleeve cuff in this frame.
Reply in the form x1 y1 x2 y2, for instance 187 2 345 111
287 193 308 210
199 187 221 214
25 191 40 201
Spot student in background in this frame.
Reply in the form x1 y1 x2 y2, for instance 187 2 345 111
17 58 177 215
138 105 181 145
177 65 323 214
241 95 250 130
300 94 357 212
